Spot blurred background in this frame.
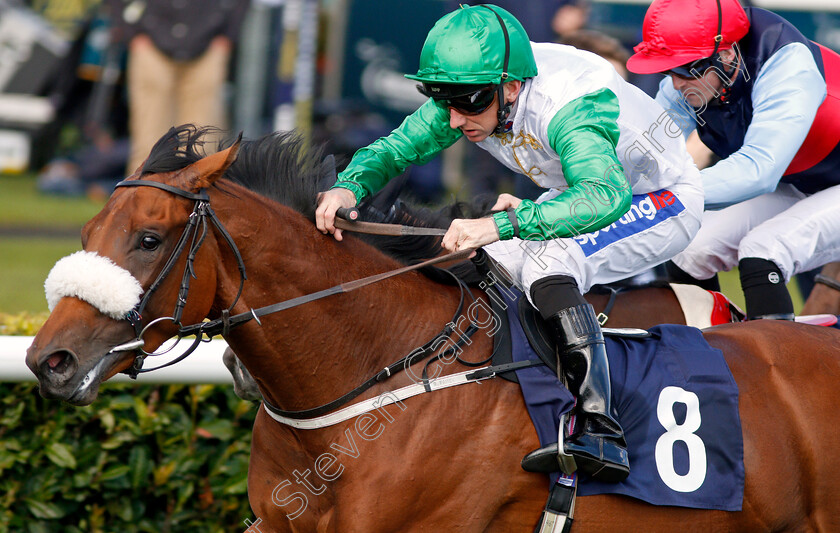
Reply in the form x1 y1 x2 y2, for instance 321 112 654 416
0 0 835 530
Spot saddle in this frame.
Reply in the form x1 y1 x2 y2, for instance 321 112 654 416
488 285 648 384
485 286 648 533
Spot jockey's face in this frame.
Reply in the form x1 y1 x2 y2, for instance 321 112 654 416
667 48 738 108
668 67 728 107
449 80 522 142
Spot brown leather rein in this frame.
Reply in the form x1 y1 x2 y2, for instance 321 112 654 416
334 216 449 236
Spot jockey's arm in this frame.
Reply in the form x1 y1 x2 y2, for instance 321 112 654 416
702 43 825 209
331 99 462 203
493 89 632 241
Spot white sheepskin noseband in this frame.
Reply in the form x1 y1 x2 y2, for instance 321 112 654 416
45 251 143 320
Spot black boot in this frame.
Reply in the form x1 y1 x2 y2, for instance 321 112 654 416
548 304 630 482
739 258 794 320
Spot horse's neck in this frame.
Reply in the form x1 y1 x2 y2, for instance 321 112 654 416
213 195 466 411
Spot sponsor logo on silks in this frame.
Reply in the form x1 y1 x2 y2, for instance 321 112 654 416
574 189 685 257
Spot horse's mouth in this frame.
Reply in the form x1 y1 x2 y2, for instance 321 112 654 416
67 350 131 405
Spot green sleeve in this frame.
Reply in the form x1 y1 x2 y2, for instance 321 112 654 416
333 99 463 202
493 88 632 241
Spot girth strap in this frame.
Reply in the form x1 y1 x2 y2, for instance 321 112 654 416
536 481 576 533
262 359 544 429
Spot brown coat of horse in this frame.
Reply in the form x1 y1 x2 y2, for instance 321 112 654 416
26 129 840 532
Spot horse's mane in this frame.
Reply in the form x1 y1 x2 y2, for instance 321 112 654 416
142 125 488 284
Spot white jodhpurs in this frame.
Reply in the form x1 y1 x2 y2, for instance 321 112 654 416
484 177 704 305
672 183 840 282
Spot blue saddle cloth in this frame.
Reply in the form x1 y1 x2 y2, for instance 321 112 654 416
504 295 745 511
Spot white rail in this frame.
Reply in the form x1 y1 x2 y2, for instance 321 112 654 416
0 336 235 384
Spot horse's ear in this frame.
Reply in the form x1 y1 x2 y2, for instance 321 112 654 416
174 133 242 190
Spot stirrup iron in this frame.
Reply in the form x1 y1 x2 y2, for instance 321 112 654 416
520 413 577 475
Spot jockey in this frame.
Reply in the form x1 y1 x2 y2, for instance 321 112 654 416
316 4 704 482
627 0 840 321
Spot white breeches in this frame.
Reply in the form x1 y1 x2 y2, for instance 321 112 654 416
485 174 704 305
672 183 840 281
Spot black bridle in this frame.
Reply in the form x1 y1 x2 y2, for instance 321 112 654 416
113 179 248 377
107 179 480 420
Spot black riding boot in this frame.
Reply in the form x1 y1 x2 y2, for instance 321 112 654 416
549 304 630 482
529 276 629 483
739 257 795 320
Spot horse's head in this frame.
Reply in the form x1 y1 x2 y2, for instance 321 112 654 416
26 127 240 405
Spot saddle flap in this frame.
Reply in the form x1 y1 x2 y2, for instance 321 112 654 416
488 286 518 383
516 296 558 369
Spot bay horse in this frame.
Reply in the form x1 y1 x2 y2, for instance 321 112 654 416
27 126 840 532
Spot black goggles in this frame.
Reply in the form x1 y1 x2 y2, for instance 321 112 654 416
417 84 498 115
665 55 719 79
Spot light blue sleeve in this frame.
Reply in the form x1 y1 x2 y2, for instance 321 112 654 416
702 43 827 209
654 77 697 140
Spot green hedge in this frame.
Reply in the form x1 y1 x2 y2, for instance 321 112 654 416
0 314 257 533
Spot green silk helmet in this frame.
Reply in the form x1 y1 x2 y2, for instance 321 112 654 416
406 4 538 132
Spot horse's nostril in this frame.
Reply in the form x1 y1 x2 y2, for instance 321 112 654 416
47 353 65 369
42 350 75 376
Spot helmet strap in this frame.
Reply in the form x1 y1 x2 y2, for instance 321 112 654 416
705 0 724 76
493 84 513 134
712 0 723 57
709 0 734 105
480 5 514 133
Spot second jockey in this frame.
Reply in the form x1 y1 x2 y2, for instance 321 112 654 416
628 0 840 321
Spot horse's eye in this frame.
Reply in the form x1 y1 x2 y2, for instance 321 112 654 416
140 235 161 251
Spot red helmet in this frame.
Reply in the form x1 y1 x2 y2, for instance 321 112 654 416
627 0 750 75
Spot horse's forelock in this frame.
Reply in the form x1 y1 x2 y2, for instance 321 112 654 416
141 124 213 176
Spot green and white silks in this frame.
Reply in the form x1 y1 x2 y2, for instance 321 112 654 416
334 43 699 243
